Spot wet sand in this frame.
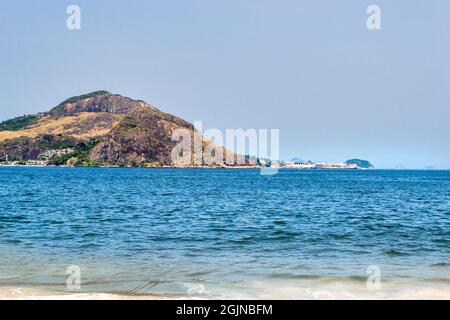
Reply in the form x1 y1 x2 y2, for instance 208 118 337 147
2 279 450 300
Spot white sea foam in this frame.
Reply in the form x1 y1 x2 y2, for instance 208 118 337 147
2 278 449 300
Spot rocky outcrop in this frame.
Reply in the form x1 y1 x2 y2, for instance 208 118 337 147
89 105 195 166
48 91 150 117
0 135 77 161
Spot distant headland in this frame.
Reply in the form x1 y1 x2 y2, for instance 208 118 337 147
0 91 234 168
0 91 373 170
282 158 374 170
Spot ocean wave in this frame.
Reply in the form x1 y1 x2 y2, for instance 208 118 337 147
385 249 409 257
431 262 450 268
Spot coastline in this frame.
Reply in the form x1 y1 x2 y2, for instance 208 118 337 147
0 163 367 170
0 164 446 170
0 164 263 169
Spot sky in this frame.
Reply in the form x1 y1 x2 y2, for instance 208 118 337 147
0 1 449 169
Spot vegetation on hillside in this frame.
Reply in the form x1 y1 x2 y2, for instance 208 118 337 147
38 134 77 150
48 138 100 165
345 159 374 169
0 115 38 131
0 134 79 161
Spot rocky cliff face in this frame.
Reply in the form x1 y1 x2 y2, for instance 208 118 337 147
89 105 195 166
0 91 232 166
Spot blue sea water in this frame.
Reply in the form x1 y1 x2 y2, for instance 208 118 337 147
0 167 449 298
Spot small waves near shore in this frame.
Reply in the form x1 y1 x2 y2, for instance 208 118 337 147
0 168 449 299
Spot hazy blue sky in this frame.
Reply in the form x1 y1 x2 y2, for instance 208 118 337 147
0 1 449 168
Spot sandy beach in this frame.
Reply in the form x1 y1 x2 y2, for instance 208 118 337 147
2 279 450 300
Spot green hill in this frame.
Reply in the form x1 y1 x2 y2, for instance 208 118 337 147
345 159 374 169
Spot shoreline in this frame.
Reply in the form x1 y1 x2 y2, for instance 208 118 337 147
0 164 263 169
2 280 450 300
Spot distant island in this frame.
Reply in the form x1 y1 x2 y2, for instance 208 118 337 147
345 159 374 169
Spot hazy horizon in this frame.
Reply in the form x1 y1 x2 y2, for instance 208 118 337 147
1 1 449 169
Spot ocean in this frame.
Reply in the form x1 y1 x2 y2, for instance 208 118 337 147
0 167 449 299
